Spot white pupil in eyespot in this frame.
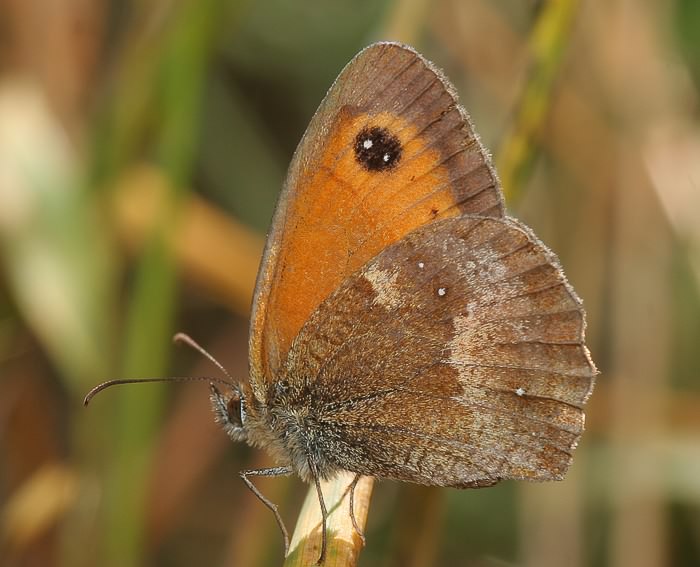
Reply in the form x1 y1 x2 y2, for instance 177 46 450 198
363 139 373 149
383 153 390 162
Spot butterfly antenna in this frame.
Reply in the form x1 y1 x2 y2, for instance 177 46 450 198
84 333 236 407
173 332 235 383
83 375 233 407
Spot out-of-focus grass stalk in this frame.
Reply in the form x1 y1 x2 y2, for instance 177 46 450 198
495 3 586 567
496 0 580 202
0 84 116 393
0 77 121 567
95 3 230 566
112 166 264 317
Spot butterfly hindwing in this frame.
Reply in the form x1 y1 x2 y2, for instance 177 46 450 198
281 215 596 485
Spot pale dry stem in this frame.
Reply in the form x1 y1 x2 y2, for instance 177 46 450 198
283 473 374 567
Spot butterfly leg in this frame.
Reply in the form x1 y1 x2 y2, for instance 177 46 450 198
239 467 293 556
311 468 329 566
348 473 366 545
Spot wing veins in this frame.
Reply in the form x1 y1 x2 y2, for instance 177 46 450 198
352 141 488 250
475 308 583 327
447 360 595 378
438 183 499 217
354 148 491 248
333 422 572 470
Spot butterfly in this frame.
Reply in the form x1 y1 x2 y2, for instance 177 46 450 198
208 41 596 564
86 41 596 566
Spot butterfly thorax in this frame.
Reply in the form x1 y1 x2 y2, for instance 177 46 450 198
261 379 347 482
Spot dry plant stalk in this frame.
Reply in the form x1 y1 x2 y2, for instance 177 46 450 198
284 473 374 567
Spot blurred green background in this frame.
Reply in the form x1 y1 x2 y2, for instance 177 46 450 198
1 0 699 566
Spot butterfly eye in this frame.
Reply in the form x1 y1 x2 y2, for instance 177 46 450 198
354 126 402 171
227 395 245 428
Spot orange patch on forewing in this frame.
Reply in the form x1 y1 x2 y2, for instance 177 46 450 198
263 109 462 375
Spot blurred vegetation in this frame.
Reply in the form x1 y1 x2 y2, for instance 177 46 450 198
1 1 699 566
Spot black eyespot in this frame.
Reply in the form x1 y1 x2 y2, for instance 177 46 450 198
354 126 402 171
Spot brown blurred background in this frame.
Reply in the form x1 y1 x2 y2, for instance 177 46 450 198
1 1 698 566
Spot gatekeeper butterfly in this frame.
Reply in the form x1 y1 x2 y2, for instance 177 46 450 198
87 42 596 565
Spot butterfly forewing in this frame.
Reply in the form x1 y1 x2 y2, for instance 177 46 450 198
249 43 505 396
282 215 596 485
